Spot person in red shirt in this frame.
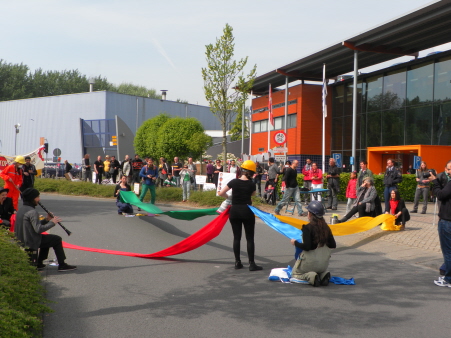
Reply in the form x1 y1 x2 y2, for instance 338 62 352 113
0 156 25 210
346 171 358 214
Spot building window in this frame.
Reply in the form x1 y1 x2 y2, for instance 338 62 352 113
288 114 297 128
253 114 297 133
407 62 434 106
333 86 345 117
332 117 343 150
405 105 433 144
383 69 406 109
433 102 451 145
434 56 451 103
366 111 381 146
382 109 405 146
366 75 383 112
253 121 261 133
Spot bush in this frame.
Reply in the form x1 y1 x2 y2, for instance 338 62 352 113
0 228 53 337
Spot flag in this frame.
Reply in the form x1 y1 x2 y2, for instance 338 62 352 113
322 64 327 118
268 84 274 126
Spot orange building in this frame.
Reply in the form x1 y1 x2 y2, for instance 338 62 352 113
251 83 332 165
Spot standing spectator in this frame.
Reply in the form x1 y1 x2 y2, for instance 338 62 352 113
213 160 223 187
412 161 430 214
253 161 264 196
326 158 340 210
110 156 120 184
187 158 197 190
21 156 37 191
228 160 241 178
103 155 111 180
0 156 24 210
121 155 132 185
139 158 158 205
0 187 15 229
429 162 451 287
346 171 358 214
206 160 214 183
180 165 193 202
131 154 144 184
94 155 104 184
64 160 72 174
15 188 77 271
267 157 281 204
171 157 182 187
158 158 169 187
311 162 323 201
81 154 92 182
357 161 373 190
302 158 313 204
383 158 403 213
114 175 133 215
385 189 410 231
407 165 416 174
274 160 305 217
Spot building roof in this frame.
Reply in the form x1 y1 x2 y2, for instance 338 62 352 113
252 0 451 95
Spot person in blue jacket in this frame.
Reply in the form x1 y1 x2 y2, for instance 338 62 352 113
139 158 158 205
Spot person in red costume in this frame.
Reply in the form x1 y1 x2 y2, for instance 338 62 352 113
0 156 25 210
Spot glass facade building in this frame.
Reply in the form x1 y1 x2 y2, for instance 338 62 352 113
331 52 451 165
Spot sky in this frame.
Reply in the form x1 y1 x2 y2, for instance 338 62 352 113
2 0 450 106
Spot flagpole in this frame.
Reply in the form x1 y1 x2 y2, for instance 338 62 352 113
322 64 327 174
268 83 271 153
249 90 253 156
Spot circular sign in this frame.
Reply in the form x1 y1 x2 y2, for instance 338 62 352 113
53 148 61 157
273 131 287 145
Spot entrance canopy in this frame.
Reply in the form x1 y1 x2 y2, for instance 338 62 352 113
252 0 451 95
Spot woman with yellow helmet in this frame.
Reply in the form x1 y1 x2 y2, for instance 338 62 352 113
219 160 262 271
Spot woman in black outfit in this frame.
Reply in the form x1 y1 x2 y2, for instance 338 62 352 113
219 160 262 271
213 160 223 187
290 200 336 286
385 189 410 230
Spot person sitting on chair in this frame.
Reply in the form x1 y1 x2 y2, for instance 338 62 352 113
264 184 274 204
385 189 410 231
339 177 377 223
0 187 15 229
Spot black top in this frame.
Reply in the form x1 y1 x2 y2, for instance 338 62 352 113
227 179 256 205
172 162 182 176
327 165 340 182
110 160 120 172
384 167 402 187
84 158 91 170
94 160 104 172
294 223 336 251
65 162 73 173
284 167 298 188
114 183 131 201
0 197 15 221
433 179 451 221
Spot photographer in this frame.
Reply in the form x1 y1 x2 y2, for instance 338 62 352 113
428 162 451 287
412 161 430 214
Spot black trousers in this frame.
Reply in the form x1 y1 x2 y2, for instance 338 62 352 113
253 176 262 195
95 171 104 184
229 216 256 262
343 203 371 220
394 208 409 225
38 234 66 264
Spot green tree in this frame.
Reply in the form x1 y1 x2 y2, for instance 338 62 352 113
134 113 172 158
229 106 250 141
187 132 213 160
201 24 256 171
114 82 161 99
0 59 31 101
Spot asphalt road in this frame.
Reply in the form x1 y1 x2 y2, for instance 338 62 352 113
39 194 450 338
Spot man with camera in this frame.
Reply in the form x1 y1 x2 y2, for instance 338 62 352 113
428 162 451 287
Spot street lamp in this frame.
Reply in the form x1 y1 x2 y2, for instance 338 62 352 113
14 123 21 155
160 90 168 101
89 77 95 92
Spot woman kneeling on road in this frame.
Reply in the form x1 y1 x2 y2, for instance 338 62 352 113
290 201 336 286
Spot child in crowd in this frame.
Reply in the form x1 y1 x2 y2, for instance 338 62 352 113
346 171 358 214
163 174 177 187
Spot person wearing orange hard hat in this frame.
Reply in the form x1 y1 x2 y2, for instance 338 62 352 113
0 156 25 210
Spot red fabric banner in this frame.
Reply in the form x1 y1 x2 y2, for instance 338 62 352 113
62 208 230 258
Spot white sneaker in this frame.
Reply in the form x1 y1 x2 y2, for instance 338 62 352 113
434 277 451 287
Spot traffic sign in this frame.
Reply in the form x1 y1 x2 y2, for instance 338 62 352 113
413 156 422 169
350 156 354 165
273 146 288 153
332 153 342 167
273 131 287 145
275 155 286 163
53 148 61 157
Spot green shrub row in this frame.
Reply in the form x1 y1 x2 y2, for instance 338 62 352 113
275 173 421 202
0 228 53 338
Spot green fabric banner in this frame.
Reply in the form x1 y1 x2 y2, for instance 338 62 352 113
119 191 219 220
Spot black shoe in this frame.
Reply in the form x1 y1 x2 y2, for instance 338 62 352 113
320 272 331 286
249 262 263 271
58 263 77 272
338 218 347 223
411 210 417 213
37 263 46 270
332 207 337 211
235 261 243 269
326 206 333 210
137 207 142 211
421 211 426 214
313 274 321 287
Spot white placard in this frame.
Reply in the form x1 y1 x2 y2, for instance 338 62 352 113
216 172 236 196
203 183 216 191
134 183 140 195
195 175 207 184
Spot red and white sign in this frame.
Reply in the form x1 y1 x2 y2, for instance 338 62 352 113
273 131 287 145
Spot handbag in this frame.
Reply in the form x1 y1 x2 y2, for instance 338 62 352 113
190 176 195 184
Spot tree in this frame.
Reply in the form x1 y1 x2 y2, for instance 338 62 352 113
113 82 161 99
201 24 256 171
134 113 172 158
0 60 31 101
229 106 250 141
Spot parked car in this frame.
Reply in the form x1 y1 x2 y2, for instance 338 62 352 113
41 162 81 179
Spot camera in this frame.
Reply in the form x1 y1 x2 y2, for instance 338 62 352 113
423 169 436 178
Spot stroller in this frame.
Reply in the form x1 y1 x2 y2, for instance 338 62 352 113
262 182 276 205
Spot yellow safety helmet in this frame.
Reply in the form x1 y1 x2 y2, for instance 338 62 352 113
241 160 256 173
14 155 26 164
